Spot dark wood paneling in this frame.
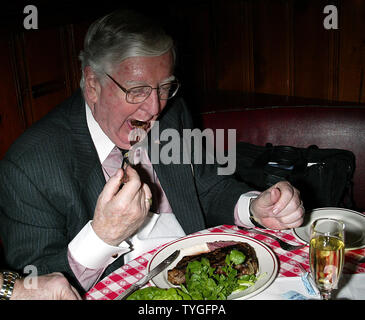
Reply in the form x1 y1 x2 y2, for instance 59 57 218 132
292 0 333 100
173 1 214 99
213 0 253 92
67 21 93 91
338 0 365 103
1 0 365 159
0 32 26 157
252 0 292 96
21 26 72 123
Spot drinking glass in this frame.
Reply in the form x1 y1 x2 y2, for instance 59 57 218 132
309 218 345 300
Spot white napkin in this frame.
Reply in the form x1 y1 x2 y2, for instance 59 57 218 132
250 273 365 300
123 212 186 263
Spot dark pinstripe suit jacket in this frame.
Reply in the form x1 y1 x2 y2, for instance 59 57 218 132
0 90 250 293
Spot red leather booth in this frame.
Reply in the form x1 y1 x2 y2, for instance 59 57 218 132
200 106 365 211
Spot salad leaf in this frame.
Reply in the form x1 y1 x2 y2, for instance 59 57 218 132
183 249 255 300
228 249 246 265
127 287 191 300
126 249 258 300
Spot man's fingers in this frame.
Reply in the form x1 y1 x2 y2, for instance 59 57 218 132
275 197 305 228
252 181 304 229
279 212 304 228
259 188 279 208
256 186 282 212
114 166 142 203
274 188 302 217
142 183 152 203
270 188 281 210
98 169 124 203
270 182 296 215
98 166 143 210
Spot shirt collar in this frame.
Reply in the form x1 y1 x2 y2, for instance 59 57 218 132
85 103 115 164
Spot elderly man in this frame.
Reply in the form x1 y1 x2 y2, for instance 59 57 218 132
0 10 303 295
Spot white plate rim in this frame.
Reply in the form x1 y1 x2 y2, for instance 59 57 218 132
293 207 365 250
147 232 279 300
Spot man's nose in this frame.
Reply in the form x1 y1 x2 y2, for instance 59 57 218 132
142 89 160 116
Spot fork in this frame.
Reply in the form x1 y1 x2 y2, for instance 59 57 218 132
237 226 307 251
120 150 130 184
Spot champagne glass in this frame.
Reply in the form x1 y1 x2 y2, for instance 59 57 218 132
309 218 345 300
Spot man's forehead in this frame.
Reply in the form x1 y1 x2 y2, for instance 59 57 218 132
118 52 173 70
115 53 174 84
125 75 176 86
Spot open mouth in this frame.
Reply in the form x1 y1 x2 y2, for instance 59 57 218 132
129 119 150 130
128 119 151 146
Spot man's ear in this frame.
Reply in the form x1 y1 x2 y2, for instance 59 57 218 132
83 66 100 106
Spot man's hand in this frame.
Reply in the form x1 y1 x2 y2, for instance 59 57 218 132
250 181 304 229
92 166 152 246
11 272 81 300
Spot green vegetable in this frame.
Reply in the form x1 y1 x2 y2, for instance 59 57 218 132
126 249 258 300
182 249 255 300
126 287 191 300
227 249 246 265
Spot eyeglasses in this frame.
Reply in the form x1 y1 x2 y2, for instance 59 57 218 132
105 73 180 104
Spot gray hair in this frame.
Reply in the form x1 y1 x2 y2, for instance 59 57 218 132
79 10 175 91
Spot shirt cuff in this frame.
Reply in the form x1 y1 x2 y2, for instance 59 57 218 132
68 221 131 269
234 191 261 228
67 249 105 291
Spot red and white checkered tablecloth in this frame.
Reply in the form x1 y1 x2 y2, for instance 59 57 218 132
85 224 365 300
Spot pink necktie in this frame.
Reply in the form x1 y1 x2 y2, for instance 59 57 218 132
101 146 172 213
102 146 122 181
136 148 173 213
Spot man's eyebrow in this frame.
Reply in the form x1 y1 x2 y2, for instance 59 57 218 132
125 75 176 87
160 75 176 84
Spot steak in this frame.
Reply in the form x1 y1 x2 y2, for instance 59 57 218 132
167 241 259 285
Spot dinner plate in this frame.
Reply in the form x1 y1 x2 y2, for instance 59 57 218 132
147 232 278 300
293 207 365 250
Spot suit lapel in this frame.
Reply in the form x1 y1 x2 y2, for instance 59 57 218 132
68 91 105 219
148 105 206 234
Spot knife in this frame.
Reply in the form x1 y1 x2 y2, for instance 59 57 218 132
114 249 180 300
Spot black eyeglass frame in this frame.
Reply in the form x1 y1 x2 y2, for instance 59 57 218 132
105 73 180 104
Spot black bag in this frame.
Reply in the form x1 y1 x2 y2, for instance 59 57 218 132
235 142 356 210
